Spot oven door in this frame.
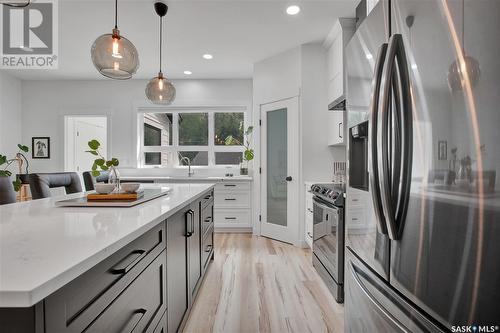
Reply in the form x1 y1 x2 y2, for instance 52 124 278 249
312 197 344 285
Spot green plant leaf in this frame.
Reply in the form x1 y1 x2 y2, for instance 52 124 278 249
244 149 254 161
91 163 97 171
13 179 22 192
0 155 6 166
91 170 100 177
86 150 98 156
0 170 12 177
18 144 29 152
95 158 105 166
245 126 254 135
111 158 119 167
100 165 109 171
88 140 100 150
105 160 113 167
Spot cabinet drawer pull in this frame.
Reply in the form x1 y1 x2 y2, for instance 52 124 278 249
204 217 212 223
205 245 213 253
224 198 236 201
123 308 147 333
352 218 359 221
351 199 359 202
307 232 313 238
307 208 313 213
110 250 146 275
224 184 236 187
224 217 237 220
186 209 195 237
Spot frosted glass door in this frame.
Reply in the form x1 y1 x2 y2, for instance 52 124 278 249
260 97 299 245
266 108 288 227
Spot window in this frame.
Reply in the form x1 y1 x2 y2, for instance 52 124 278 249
139 109 247 167
214 113 244 145
179 113 208 146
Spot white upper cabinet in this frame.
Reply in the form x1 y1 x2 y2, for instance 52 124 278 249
324 18 356 109
328 111 346 146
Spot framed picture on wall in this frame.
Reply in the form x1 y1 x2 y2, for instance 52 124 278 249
438 140 447 160
32 137 50 159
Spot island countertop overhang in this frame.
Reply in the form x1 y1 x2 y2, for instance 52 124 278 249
0 183 215 308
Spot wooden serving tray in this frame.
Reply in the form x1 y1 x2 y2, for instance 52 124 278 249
87 190 144 201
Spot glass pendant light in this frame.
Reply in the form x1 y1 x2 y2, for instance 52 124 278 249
1 0 30 7
447 0 481 91
145 2 176 105
91 0 139 80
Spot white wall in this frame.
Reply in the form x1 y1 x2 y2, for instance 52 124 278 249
21 79 253 173
0 71 23 161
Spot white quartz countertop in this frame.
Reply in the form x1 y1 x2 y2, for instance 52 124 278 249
120 175 252 181
0 183 215 307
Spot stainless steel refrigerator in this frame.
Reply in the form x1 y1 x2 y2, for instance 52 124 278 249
345 0 500 331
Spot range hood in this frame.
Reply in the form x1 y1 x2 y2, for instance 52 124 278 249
328 95 346 111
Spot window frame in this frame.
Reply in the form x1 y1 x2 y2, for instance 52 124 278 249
137 106 248 168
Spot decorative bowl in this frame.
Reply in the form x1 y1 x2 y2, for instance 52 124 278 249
121 183 140 193
95 184 116 194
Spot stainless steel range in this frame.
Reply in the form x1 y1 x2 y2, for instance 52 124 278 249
310 183 345 303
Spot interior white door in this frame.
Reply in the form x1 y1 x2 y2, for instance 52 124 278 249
74 119 107 173
260 97 299 244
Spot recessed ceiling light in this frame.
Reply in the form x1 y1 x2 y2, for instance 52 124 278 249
286 5 301 15
184 70 192 75
202 54 213 60
365 53 373 60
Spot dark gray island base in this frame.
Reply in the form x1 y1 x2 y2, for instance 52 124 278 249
0 188 214 333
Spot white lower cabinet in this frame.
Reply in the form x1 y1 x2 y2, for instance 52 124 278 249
214 181 252 232
152 178 253 232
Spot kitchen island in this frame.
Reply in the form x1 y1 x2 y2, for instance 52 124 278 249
0 183 215 333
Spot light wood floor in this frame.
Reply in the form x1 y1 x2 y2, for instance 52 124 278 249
183 233 344 333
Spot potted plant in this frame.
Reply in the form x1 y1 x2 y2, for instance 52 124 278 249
0 144 29 204
85 139 120 186
225 126 254 176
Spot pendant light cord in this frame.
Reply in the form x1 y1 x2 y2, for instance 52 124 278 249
159 16 163 73
114 0 118 29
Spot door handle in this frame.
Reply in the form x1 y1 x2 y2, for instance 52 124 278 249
392 34 413 238
349 263 409 332
368 43 388 235
205 245 213 253
307 232 313 239
110 249 146 275
378 34 412 240
285 176 292 181
338 122 343 138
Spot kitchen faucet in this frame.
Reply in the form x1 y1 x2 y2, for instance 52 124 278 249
179 155 195 177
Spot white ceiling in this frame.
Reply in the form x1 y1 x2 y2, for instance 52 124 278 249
4 0 356 80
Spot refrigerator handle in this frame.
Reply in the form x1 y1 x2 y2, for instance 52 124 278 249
348 261 410 332
393 34 413 233
368 43 389 235
378 34 413 240
378 35 398 240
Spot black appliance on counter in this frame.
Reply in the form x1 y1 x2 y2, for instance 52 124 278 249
311 183 345 303
345 0 500 331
